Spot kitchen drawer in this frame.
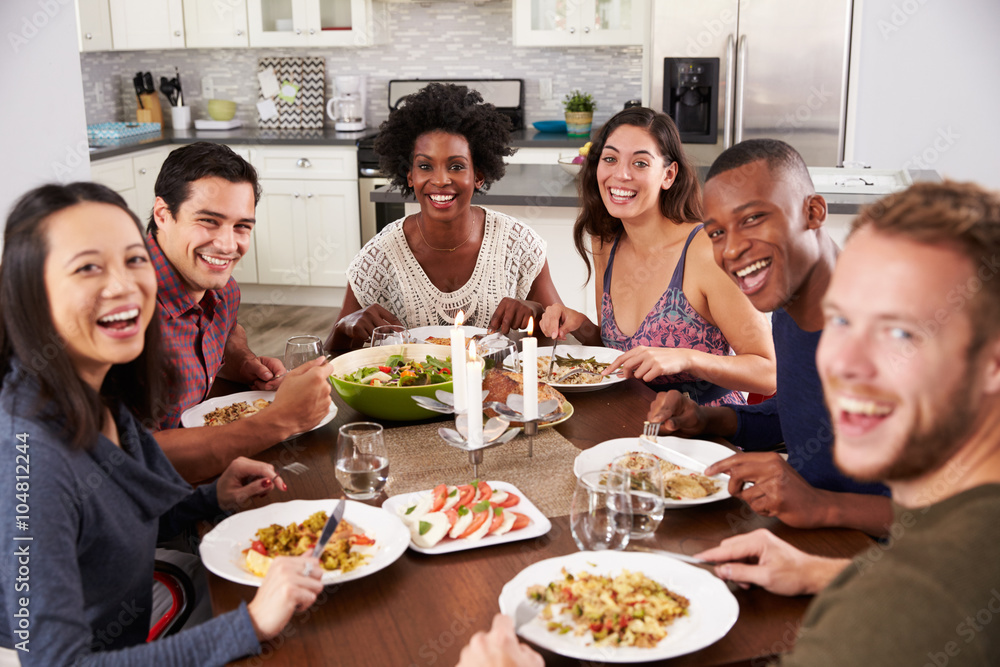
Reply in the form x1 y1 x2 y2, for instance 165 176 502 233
90 156 135 192
253 147 357 181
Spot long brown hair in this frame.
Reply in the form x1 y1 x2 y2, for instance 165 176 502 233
573 107 702 282
0 182 171 449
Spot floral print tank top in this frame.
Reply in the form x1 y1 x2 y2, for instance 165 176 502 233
600 225 745 407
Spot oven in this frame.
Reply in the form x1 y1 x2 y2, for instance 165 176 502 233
357 134 404 245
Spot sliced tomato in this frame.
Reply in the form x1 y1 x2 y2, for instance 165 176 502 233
349 534 375 546
511 513 531 531
250 540 268 555
497 492 520 508
459 510 489 538
444 508 459 528
487 508 505 534
475 481 493 503
456 484 476 508
378 365 392 373
431 483 448 512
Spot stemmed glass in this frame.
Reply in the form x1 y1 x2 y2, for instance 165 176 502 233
334 422 388 500
611 454 666 539
370 325 411 347
570 470 632 551
284 335 323 370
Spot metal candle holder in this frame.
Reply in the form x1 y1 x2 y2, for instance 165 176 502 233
438 414 518 478
484 394 562 458
411 389 488 415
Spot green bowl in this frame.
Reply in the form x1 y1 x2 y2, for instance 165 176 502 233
329 344 455 421
207 99 237 121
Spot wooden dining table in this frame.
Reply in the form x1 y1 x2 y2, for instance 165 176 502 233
206 375 872 667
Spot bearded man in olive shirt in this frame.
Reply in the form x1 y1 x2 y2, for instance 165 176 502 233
696 181 1000 666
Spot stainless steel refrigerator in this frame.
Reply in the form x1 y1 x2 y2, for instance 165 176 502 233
649 0 854 167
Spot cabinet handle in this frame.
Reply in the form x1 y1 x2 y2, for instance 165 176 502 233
309 28 316 35
138 168 147 175
296 158 312 168
293 192 300 198
236 29 244 36
583 26 590 34
569 26 575 34
174 30 181 37
295 28 302 35
85 32 93 40
306 193 314 198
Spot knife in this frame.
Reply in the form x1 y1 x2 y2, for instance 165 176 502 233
310 500 345 559
627 544 709 565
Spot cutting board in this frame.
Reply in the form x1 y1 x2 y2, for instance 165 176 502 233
257 57 325 129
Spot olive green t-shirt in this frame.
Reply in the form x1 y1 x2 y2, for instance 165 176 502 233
779 484 1000 666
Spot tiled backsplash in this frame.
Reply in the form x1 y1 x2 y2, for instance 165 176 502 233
79 0 642 131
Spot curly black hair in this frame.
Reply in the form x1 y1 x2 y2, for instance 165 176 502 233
374 83 515 197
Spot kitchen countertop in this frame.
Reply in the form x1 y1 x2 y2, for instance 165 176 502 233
371 166 942 215
88 126 588 161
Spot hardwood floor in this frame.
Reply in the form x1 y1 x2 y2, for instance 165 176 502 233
238 304 339 359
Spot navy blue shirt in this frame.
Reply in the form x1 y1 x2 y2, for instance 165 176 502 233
731 309 889 496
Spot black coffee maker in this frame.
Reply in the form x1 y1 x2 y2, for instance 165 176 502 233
663 58 719 144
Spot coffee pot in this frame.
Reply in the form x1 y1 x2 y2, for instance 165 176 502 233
326 75 367 132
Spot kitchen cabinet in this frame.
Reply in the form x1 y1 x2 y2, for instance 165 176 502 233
89 146 171 223
76 0 113 51
253 147 360 287
513 0 646 47
109 0 185 50
247 0 378 47
183 0 249 48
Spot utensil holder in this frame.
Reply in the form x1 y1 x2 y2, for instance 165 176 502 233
170 105 191 130
137 93 163 125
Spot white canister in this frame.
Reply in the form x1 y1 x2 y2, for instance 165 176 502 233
170 105 191 130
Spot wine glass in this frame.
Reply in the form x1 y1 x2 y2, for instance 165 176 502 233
284 335 322 370
334 422 388 500
611 453 666 539
370 325 411 347
570 470 631 551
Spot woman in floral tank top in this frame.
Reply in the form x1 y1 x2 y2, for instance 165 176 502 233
540 108 775 405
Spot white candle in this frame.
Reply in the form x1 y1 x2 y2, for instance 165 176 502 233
450 311 467 413
523 317 538 420
467 341 483 447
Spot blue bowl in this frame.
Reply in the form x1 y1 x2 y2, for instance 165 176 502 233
532 120 568 134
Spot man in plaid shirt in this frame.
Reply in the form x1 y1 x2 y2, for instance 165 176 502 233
147 143 333 482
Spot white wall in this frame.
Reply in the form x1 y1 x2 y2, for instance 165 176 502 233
848 0 1000 190
0 0 90 226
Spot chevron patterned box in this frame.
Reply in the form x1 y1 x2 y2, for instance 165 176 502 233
87 122 161 142
257 57 325 129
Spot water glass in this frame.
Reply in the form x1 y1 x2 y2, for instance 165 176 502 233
570 470 632 552
370 325 411 347
284 335 323 370
612 453 666 538
335 422 388 500
477 338 517 372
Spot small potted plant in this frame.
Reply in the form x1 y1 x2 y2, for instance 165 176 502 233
563 90 596 137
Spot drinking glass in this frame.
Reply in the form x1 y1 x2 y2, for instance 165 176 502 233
477 337 517 372
334 422 388 500
370 325 411 347
284 335 323 370
611 453 666 538
570 470 632 551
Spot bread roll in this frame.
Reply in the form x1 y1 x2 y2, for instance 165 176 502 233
483 369 565 423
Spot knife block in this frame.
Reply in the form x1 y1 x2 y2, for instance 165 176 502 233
137 93 163 125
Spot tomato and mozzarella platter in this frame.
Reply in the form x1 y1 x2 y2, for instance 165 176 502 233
395 480 532 548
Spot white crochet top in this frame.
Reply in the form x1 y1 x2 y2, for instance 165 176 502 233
348 207 546 328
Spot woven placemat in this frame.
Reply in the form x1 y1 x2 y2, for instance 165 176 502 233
383 422 579 518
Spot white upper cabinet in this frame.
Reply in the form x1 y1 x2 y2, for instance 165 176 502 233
513 0 646 47
76 0 114 51
109 0 185 50
247 0 377 47
183 0 249 48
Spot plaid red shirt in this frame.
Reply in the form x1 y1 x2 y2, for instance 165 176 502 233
149 235 240 429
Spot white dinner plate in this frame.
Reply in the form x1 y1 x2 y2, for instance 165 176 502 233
179 390 337 435
382 480 551 554
508 345 626 393
409 325 489 343
199 499 409 587
573 437 733 507
499 550 739 663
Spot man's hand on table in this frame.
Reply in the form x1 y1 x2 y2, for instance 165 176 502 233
216 456 288 511
268 356 334 437
706 452 838 529
696 528 849 596
245 355 287 391
458 613 543 667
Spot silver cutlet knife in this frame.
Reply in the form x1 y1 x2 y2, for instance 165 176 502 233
311 500 345 558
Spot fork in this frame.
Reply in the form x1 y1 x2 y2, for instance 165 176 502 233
271 461 309 483
640 420 660 442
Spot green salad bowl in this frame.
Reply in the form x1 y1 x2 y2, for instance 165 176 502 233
329 343 455 421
